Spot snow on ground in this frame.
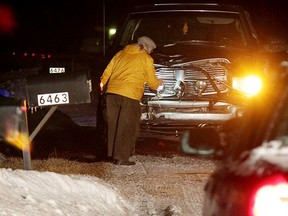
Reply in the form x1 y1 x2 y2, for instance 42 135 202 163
0 168 132 216
0 155 217 216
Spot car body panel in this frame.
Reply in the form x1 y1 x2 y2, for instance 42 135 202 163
181 77 288 215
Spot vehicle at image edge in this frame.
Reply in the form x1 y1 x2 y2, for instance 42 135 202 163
101 2 286 138
180 65 288 215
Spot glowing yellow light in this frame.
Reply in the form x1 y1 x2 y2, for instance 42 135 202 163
233 75 262 97
5 129 30 151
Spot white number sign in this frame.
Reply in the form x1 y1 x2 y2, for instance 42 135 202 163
49 67 65 74
37 92 69 106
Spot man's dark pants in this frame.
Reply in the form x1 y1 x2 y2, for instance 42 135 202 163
106 94 141 161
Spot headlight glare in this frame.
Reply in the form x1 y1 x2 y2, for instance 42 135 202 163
232 75 262 97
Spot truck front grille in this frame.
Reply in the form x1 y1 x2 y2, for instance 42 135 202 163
145 61 229 96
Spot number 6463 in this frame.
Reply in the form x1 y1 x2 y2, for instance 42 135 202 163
37 92 69 106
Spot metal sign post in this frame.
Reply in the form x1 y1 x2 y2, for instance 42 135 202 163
20 100 32 170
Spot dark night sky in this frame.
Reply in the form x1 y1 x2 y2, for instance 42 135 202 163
0 0 288 52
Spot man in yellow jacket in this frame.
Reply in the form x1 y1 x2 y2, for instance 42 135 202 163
100 36 162 165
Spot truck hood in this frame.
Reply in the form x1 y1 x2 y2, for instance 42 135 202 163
152 42 255 67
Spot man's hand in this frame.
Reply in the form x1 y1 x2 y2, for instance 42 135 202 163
100 82 104 92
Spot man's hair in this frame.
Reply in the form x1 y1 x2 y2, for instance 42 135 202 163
137 36 156 51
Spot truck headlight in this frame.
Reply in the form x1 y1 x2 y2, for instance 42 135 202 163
232 75 262 97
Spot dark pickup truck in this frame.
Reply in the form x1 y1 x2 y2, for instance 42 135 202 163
99 3 286 137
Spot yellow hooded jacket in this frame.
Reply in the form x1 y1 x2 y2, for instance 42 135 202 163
101 44 161 101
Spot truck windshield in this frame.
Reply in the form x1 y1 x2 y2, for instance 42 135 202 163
120 12 247 48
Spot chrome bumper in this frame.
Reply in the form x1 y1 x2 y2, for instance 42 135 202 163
140 100 244 122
